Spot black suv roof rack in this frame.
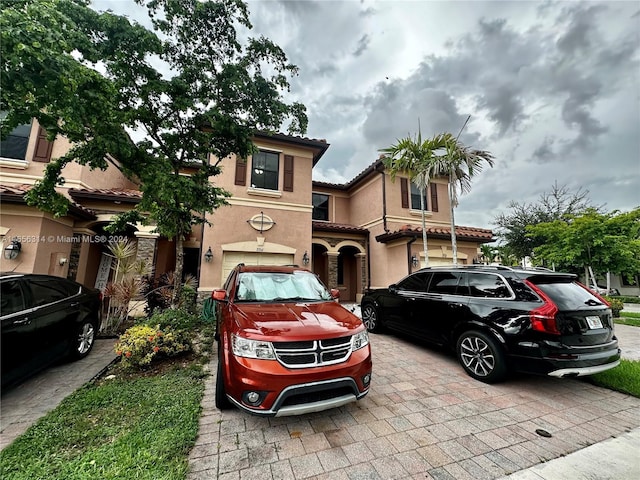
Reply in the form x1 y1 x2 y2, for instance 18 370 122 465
420 265 555 273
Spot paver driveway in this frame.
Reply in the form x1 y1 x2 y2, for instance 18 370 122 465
188 333 640 480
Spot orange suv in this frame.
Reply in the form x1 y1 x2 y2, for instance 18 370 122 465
212 264 372 416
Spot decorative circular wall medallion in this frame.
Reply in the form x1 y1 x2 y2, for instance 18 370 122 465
247 212 275 233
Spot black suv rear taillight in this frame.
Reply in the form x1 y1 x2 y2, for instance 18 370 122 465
525 280 560 335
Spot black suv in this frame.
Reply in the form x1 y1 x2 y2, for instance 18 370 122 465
360 266 620 383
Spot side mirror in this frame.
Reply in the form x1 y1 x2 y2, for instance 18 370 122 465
212 289 227 301
389 283 398 293
330 288 340 299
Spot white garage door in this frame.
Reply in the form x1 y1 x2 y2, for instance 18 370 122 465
221 252 295 285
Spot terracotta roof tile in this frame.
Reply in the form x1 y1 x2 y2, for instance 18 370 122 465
377 224 494 243
1 183 96 219
312 221 369 234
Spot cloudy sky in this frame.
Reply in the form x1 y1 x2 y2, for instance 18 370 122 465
96 0 639 231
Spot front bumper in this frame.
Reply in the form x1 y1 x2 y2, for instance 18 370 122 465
223 347 372 416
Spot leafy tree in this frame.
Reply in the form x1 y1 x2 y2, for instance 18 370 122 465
380 126 441 267
494 182 598 261
1 0 307 302
529 208 640 282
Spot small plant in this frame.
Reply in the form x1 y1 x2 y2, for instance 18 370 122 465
114 324 191 369
143 306 201 331
604 296 624 318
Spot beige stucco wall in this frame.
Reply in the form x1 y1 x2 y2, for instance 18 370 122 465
0 204 74 276
199 138 315 290
0 120 136 193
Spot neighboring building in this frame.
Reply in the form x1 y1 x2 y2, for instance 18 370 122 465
2 121 503 302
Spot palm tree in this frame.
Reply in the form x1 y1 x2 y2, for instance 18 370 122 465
380 127 444 267
480 244 496 264
436 133 494 264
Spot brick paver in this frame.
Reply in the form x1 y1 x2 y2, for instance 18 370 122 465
188 333 640 479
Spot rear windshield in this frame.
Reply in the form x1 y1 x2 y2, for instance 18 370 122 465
532 279 606 310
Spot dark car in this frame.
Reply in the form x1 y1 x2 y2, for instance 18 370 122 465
212 264 372 416
360 265 620 383
1 273 102 389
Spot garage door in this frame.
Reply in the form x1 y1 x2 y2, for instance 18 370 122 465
221 252 295 285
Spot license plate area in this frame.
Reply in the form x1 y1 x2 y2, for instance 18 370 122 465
586 316 603 329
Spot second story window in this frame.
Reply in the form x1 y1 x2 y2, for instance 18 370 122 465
251 150 279 190
312 193 329 221
0 122 31 161
410 183 428 210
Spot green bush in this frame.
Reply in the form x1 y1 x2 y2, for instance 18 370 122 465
613 295 640 304
142 306 202 331
604 296 624 318
115 324 191 369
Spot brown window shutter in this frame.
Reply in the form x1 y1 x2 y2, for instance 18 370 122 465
430 183 439 212
234 157 246 186
284 154 294 192
32 126 53 163
400 178 409 209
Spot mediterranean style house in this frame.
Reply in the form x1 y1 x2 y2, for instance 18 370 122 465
1 119 501 302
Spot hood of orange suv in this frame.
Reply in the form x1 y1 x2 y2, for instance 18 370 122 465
231 301 363 340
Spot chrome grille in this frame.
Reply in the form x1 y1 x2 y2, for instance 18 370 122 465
273 336 353 368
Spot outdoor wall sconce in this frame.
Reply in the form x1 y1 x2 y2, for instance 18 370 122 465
411 254 419 268
59 257 68 266
4 240 21 260
302 250 310 266
204 246 213 262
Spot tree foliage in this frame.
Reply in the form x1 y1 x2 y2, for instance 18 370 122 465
381 128 493 265
528 208 640 279
1 0 308 301
493 182 598 260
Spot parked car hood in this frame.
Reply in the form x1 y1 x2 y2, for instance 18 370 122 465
232 301 363 340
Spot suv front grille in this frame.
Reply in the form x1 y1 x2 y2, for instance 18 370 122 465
273 337 353 368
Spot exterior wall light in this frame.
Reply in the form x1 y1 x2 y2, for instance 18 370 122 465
411 254 419 268
4 240 22 260
204 246 213 262
302 250 310 266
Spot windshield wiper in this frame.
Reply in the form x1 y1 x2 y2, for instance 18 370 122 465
271 296 319 302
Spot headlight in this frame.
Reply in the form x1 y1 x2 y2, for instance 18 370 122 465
352 330 369 350
232 334 276 360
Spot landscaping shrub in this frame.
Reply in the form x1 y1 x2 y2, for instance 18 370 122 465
115 324 191 369
143 306 202 331
604 296 624 318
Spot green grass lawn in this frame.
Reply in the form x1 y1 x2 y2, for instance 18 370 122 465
616 310 640 327
0 363 206 480
589 359 640 398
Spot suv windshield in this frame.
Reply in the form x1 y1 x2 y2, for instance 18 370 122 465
235 271 332 302
532 279 606 310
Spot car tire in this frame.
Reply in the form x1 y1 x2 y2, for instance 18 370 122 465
361 303 383 333
456 330 507 383
69 320 97 360
215 344 232 410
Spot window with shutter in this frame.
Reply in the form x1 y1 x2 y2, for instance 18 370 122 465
250 150 279 190
32 126 53 163
410 183 428 210
235 157 247 186
283 154 294 192
400 178 409 209
430 183 439 212
0 118 32 162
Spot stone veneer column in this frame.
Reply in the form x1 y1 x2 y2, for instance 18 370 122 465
134 230 159 277
355 253 367 302
326 251 340 291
